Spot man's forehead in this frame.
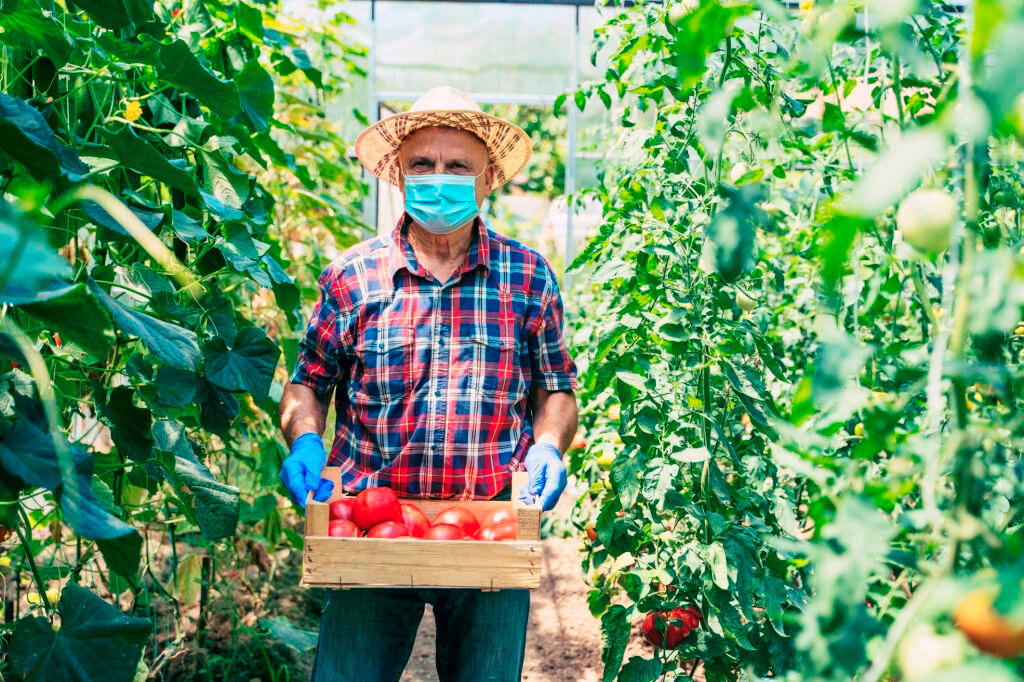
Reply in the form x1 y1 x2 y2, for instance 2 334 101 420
400 126 487 156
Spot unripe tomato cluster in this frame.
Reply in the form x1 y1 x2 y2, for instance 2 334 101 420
326 487 519 541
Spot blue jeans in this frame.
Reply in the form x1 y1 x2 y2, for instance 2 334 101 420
310 587 530 682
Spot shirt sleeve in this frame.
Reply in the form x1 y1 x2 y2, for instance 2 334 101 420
290 265 354 400
527 261 578 392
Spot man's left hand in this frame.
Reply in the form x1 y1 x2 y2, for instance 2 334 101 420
519 443 566 511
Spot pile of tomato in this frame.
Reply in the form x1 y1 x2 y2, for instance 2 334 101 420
326 487 519 541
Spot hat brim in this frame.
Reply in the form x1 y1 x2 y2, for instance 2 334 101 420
354 109 532 187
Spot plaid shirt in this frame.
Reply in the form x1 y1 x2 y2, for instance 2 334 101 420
290 214 577 499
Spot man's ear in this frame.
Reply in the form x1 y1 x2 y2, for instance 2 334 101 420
486 163 497 192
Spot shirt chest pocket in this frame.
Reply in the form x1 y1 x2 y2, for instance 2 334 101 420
456 331 525 401
353 334 414 403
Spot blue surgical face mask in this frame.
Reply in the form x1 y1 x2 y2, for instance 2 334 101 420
403 171 483 234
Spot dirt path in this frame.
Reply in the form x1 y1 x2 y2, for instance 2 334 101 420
399 537 650 682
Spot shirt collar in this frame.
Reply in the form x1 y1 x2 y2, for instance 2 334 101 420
387 212 491 286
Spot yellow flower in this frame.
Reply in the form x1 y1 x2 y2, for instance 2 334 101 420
124 100 143 122
799 0 814 10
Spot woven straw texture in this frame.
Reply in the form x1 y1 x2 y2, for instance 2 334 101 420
355 108 532 188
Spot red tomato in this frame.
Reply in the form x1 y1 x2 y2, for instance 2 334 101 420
422 523 465 541
641 607 701 649
480 507 517 529
328 520 360 537
366 521 411 539
432 507 480 537
475 521 518 541
351 487 402 531
329 498 355 522
400 504 430 537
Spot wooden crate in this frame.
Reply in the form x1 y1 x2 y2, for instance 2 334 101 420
301 468 543 590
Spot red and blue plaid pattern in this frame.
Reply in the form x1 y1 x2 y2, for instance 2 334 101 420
290 214 577 499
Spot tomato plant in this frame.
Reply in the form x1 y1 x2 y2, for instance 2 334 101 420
565 0 1024 680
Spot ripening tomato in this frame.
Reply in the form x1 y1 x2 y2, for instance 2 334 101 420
432 507 480 537
401 504 431 537
641 606 701 649
366 521 411 539
479 507 517 529
955 588 1024 658
351 487 402 531
328 520 360 537
475 521 518 541
423 523 465 541
329 498 356 522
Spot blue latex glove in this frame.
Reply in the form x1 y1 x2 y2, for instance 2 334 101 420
279 433 334 510
518 443 567 511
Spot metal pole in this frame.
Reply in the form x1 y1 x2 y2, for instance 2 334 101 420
366 0 380 237
564 4 580 290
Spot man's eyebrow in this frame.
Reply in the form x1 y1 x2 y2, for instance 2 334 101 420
407 155 434 164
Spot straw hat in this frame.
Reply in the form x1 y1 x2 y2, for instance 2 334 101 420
354 86 532 188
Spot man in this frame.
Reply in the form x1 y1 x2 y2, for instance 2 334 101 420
278 86 579 682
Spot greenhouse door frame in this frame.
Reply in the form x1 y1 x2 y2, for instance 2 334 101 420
360 0 584 274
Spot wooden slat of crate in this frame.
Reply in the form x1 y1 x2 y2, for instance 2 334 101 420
301 536 543 589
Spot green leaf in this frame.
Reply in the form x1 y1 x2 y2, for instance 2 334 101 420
706 542 730 589
600 604 630 682
154 367 202 408
72 0 133 29
88 279 200 371
154 420 239 540
610 446 646 508
0 93 89 182
156 40 241 120
236 60 275 131
617 656 663 682
0 0 74 66
98 387 153 463
200 382 240 435
203 326 281 402
262 617 318 653
643 460 679 508
101 127 200 195
216 222 272 287
236 3 265 41
21 283 114 359
8 582 151 681
0 211 74 305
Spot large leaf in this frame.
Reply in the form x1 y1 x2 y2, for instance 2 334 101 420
600 604 631 682
8 582 151 682
97 387 153 463
154 420 239 539
71 0 133 29
0 208 74 305
156 40 241 120
88 279 200 371
21 283 114 358
203 326 281 402
101 127 200 195
0 93 89 181
617 656 663 682
0 0 74 66
236 60 275 131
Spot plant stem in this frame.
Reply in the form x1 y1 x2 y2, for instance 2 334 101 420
16 505 51 612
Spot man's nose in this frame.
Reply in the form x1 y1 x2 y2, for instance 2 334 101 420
432 161 447 174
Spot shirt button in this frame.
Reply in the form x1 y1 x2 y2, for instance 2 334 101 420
377 342 384 349
438 338 445 347
434 390 441 397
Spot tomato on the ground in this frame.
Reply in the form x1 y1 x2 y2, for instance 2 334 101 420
351 487 402 531
422 523 465 541
328 520 360 537
432 507 480 537
400 504 430 537
366 521 411 539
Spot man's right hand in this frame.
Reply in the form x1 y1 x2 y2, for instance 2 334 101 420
280 432 335 510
